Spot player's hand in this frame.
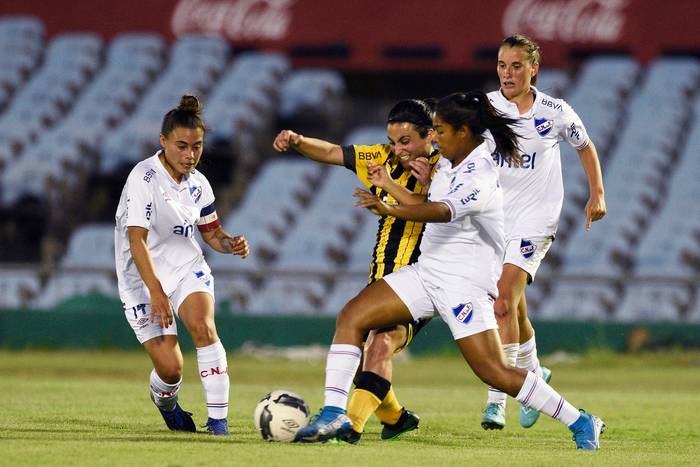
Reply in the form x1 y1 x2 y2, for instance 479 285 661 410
584 193 607 230
354 187 389 216
272 130 303 152
409 157 431 187
366 161 391 188
149 287 174 329
229 235 250 258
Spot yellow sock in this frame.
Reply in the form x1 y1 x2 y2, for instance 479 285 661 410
374 386 403 425
347 389 381 433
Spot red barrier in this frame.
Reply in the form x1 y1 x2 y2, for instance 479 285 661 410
1 0 698 70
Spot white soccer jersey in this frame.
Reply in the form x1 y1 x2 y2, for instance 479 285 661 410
418 142 504 296
114 152 217 308
488 87 589 240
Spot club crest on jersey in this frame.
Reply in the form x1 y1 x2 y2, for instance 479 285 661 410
452 302 474 324
189 186 202 203
195 270 211 287
520 239 537 258
534 118 553 137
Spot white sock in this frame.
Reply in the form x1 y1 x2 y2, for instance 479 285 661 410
487 343 519 406
150 369 180 412
197 340 230 420
516 371 580 426
517 335 542 377
324 344 362 410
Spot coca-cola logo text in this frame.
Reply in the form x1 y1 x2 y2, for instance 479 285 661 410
171 0 294 41
503 0 628 43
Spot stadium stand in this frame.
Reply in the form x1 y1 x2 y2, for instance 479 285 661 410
0 14 697 323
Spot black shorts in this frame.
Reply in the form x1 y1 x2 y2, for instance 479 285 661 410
395 317 431 353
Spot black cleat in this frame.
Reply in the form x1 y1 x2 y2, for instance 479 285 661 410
336 429 362 444
380 409 420 440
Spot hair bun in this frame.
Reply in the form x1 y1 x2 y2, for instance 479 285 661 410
178 94 201 114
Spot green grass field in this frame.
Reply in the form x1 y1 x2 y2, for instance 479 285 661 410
1 349 699 466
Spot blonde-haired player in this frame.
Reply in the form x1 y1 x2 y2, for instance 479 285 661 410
481 34 607 430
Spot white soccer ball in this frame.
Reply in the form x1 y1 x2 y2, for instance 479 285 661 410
254 389 310 442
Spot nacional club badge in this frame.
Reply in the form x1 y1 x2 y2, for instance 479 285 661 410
534 118 553 137
520 239 537 259
452 302 474 324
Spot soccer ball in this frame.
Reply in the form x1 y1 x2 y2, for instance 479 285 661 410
254 389 310 442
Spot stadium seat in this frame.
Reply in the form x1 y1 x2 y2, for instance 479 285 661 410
273 166 362 273
0 269 41 309
279 69 345 120
32 272 117 309
61 223 116 269
318 274 368 315
537 282 616 321
343 125 388 146
245 276 326 315
100 34 229 173
614 283 692 322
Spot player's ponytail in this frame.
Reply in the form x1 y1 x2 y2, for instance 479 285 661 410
161 94 206 136
435 91 521 166
387 98 435 138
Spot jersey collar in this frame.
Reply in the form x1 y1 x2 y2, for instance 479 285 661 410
495 86 540 119
443 142 489 174
153 150 190 189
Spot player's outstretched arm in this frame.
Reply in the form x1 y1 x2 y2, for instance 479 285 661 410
272 129 344 166
127 226 173 328
354 187 450 222
366 161 427 205
201 226 250 258
577 141 607 230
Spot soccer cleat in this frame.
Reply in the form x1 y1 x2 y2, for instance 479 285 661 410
519 366 552 428
155 403 197 432
205 417 230 436
380 409 420 440
481 402 506 430
294 407 352 443
569 410 605 450
335 429 362 444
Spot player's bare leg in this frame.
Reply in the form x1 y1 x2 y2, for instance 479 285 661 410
343 325 419 443
482 264 528 429
179 292 230 435
458 329 604 450
143 335 196 432
295 279 413 442
516 289 552 427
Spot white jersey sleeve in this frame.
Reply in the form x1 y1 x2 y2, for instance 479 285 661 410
559 100 590 150
433 158 498 222
124 169 156 230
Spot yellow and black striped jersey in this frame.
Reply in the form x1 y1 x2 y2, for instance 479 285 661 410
342 143 441 283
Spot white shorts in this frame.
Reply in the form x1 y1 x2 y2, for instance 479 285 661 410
123 267 215 344
383 263 498 341
503 236 553 283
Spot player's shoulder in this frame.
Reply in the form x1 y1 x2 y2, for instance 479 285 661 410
353 143 392 162
535 88 574 115
487 90 508 110
127 156 160 185
189 167 210 185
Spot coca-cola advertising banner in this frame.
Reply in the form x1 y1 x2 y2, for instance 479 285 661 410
2 0 698 70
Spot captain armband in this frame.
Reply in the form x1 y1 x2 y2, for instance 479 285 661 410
197 203 221 232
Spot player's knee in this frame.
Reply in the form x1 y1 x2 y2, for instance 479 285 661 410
157 361 182 383
187 319 217 345
336 299 367 333
494 296 517 321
